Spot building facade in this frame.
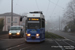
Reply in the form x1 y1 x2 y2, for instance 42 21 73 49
0 12 21 31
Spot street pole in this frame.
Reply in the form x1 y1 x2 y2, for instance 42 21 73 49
11 0 13 26
61 19 62 31
59 16 60 31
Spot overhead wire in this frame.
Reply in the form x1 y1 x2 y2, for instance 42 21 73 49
49 0 60 17
46 0 51 15
35 0 40 11
15 0 27 11
13 0 20 10
50 0 65 10
49 0 66 16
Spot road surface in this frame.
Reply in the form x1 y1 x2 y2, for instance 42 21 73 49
0 33 75 50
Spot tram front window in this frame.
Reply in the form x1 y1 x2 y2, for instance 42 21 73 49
28 23 40 29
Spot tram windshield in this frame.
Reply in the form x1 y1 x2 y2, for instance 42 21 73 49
28 23 40 29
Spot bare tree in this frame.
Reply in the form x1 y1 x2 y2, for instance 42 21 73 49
62 0 75 32
63 0 75 23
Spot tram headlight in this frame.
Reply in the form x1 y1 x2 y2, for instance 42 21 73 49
9 33 12 35
36 34 39 37
27 34 31 36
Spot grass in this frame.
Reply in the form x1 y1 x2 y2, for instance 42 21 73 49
45 31 64 39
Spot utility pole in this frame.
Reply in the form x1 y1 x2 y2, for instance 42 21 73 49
11 0 13 26
61 19 62 31
59 16 60 31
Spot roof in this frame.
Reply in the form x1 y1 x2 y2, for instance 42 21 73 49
29 11 43 14
11 26 23 27
0 12 21 16
27 13 44 18
11 26 23 28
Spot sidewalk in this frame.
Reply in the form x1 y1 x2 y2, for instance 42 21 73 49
0 34 8 40
0 31 8 35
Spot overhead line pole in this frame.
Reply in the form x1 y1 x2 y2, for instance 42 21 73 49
59 16 60 31
11 0 13 26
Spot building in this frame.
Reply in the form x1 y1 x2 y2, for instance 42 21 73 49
0 12 21 31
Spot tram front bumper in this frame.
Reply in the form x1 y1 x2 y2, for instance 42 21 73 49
26 40 41 42
25 37 41 42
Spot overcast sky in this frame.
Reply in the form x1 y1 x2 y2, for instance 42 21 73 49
0 0 71 20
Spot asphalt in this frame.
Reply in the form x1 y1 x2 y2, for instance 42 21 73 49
0 38 75 50
0 32 75 50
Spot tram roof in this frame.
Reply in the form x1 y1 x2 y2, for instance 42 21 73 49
27 13 44 18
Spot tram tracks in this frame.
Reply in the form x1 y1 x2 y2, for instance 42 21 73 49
5 39 75 50
47 39 75 50
62 40 75 49
46 32 75 50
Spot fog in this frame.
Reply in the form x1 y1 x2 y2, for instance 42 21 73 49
0 0 71 31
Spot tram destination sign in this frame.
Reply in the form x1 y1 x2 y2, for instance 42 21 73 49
28 18 40 21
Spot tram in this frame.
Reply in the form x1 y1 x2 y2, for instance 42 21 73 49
25 11 45 42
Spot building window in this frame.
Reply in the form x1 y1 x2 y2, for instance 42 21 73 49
7 18 10 23
14 18 17 23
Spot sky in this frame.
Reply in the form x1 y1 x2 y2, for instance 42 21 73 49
0 0 71 20
0 0 71 30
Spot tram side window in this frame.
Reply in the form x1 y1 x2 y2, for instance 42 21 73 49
42 20 45 28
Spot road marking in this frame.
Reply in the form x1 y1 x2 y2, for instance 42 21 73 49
63 40 75 49
54 40 65 50
6 43 24 50
63 40 73 46
68 39 75 43
20 46 32 50
62 40 75 49
47 39 65 50
6 49 9 50
63 37 75 43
